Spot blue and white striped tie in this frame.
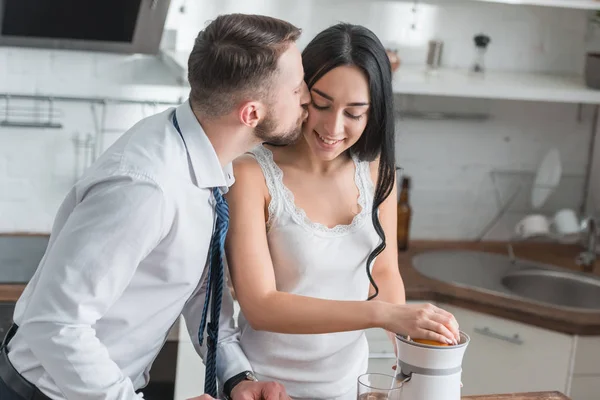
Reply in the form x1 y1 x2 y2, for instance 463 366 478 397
198 187 229 398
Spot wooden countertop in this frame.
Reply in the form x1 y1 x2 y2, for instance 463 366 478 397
0 285 25 302
2 238 600 335
463 391 569 399
401 241 600 336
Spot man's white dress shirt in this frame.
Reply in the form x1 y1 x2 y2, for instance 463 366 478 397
7 100 251 399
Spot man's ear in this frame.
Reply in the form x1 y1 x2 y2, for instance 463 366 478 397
239 101 265 128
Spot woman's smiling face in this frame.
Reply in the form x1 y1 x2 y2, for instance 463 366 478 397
302 65 370 161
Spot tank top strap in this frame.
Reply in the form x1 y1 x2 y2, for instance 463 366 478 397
246 145 285 230
352 154 375 213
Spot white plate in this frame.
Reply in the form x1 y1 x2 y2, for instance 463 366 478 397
531 149 562 209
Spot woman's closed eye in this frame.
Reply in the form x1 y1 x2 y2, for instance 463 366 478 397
311 101 364 120
310 101 328 111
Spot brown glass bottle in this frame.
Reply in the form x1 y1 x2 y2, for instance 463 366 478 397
397 176 412 251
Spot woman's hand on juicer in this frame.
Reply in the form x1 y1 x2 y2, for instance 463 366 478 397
381 302 460 345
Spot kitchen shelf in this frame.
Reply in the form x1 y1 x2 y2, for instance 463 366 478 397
161 49 600 104
0 80 187 105
470 0 600 10
392 67 600 104
0 54 189 105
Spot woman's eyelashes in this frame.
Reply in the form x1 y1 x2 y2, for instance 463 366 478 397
310 101 364 120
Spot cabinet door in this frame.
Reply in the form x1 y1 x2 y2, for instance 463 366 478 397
174 318 205 400
569 336 600 400
573 336 600 375
366 327 395 375
441 304 573 396
570 376 600 400
173 301 241 400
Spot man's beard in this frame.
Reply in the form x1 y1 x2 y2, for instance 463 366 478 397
254 110 306 146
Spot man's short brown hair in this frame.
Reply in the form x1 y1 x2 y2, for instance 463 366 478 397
188 14 301 117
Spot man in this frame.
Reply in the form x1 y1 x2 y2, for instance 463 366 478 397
0 13 310 400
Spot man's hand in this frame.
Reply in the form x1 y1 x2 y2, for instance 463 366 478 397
187 395 216 400
231 380 290 400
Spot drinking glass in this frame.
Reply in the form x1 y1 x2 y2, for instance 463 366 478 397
357 373 403 400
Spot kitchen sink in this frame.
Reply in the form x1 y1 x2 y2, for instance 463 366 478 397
412 250 600 313
501 269 600 311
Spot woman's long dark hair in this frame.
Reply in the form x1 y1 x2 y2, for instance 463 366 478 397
302 24 396 300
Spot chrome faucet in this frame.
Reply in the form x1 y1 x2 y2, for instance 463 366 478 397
577 217 598 273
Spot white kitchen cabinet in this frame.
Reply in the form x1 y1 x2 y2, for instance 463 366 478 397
366 327 396 375
573 336 600 375
440 304 574 396
173 317 205 400
367 357 397 375
569 336 600 400
173 302 242 400
570 376 600 400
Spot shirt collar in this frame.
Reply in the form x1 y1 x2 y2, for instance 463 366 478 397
174 100 235 192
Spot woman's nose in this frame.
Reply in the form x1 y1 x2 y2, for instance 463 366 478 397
324 112 344 137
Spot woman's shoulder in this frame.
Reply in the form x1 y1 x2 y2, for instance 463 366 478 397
232 153 264 182
230 150 270 199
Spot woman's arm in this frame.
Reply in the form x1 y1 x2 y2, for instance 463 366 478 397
368 160 405 306
224 156 458 343
367 162 459 345
367 161 407 349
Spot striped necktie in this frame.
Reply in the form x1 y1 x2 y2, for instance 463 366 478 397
198 187 229 397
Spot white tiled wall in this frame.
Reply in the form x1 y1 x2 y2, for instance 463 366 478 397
0 0 598 239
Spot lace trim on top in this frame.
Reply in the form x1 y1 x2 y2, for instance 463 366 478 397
252 145 372 236
247 147 280 232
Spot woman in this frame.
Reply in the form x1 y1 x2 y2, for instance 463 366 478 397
224 23 460 400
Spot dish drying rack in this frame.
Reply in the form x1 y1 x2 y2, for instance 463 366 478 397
476 169 586 242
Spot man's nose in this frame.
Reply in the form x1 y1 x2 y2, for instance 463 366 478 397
300 82 310 107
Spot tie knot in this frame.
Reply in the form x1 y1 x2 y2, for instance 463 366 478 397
212 187 226 206
212 188 229 224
